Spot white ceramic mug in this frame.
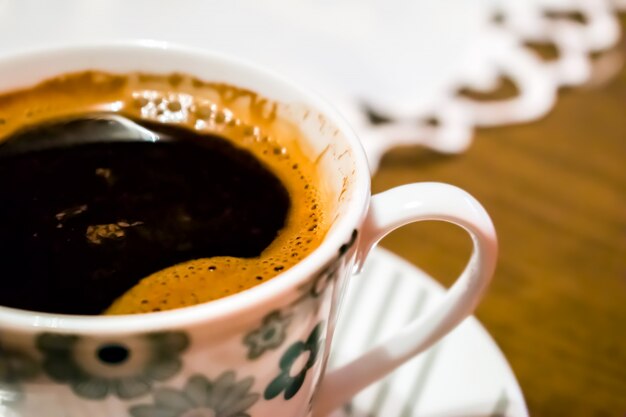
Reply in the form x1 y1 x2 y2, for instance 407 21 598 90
0 42 497 417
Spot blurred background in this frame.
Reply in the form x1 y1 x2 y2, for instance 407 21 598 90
375 13 626 417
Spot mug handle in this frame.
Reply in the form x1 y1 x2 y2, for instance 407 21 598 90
313 182 498 417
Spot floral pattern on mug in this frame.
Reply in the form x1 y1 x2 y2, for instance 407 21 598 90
36 331 189 400
309 264 340 299
264 321 324 401
0 343 39 404
130 371 259 417
298 230 358 300
243 311 292 360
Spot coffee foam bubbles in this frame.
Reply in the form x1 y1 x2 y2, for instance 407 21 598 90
0 71 329 314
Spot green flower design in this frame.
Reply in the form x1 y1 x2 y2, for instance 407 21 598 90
299 230 358 300
0 347 39 386
243 311 292 360
0 343 39 404
264 322 324 401
130 371 259 417
36 332 189 400
310 264 339 298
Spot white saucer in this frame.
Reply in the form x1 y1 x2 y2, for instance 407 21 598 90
328 248 529 417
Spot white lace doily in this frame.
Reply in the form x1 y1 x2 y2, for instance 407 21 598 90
0 0 623 170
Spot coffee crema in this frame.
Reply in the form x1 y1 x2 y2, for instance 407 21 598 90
0 71 330 315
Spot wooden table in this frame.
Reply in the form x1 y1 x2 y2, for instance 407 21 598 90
373 16 626 417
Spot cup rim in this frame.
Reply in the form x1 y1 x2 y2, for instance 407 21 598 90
0 40 371 334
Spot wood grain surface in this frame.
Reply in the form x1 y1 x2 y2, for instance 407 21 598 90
372 16 626 417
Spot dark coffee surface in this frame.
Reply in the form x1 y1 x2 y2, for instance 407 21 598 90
0 115 290 314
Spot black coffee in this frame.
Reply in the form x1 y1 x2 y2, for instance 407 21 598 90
0 115 290 314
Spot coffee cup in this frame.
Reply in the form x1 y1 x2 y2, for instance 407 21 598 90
0 42 497 417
